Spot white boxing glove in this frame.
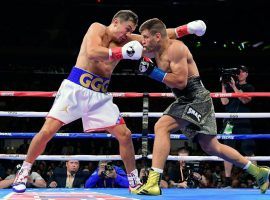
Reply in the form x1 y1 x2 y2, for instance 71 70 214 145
109 41 143 60
175 20 206 38
187 20 206 36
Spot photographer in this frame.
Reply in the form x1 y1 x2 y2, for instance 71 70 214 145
220 65 256 187
85 160 129 188
168 148 207 188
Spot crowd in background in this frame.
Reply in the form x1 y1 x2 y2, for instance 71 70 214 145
0 142 259 189
0 1 270 190
0 65 269 189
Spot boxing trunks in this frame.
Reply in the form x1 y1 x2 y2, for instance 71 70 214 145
47 66 124 132
164 76 217 140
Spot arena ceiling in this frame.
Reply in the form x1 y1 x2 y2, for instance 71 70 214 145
0 0 269 72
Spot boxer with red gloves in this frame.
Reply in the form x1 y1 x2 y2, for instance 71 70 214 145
109 19 207 61
132 18 270 196
12 9 207 194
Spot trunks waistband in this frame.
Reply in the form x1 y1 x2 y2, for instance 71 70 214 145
172 76 205 98
67 67 110 93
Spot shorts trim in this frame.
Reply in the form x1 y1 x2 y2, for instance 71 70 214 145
46 116 66 125
84 118 126 132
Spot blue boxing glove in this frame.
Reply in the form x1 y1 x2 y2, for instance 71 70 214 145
138 57 167 82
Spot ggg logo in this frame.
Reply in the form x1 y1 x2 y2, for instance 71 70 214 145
79 73 109 93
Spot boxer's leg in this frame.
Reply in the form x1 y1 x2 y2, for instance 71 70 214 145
198 134 270 194
133 115 188 195
108 123 141 188
13 118 63 193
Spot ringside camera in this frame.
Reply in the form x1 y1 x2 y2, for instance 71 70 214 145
220 67 240 84
101 163 114 177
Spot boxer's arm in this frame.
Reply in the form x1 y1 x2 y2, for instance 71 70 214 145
86 23 113 61
0 178 14 188
138 43 188 86
86 23 142 61
162 43 188 90
174 20 206 38
129 34 143 43
130 20 206 41
130 28 183 42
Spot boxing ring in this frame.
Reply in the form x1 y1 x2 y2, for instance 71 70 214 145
1 188 270 200
1 91 270 200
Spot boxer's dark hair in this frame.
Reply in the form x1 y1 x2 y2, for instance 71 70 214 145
113 10 138 25
139 18 167 37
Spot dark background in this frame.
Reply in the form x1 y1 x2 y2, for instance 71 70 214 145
0 0 270 155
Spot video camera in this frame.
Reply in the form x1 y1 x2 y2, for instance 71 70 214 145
104 164 114 172
185 161 201 188
220 67 240 84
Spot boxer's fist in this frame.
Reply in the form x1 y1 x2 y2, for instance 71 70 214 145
109 41 143 60
139 57 155 75
139 57 167 82
187 20 206 36
175 20 206 38
122 41 143 60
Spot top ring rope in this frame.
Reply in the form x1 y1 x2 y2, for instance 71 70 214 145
0 154 142 161
0 154 269 161
1 111 270 118
1 91 270 98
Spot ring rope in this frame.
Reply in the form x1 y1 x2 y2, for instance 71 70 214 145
1 132 270 140
0 154 269 161
149 155 270 162
2 91 270 163
1 111 270 118
0 154 142 161
1 91 270 98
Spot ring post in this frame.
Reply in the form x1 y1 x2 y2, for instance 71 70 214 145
142 92 149 166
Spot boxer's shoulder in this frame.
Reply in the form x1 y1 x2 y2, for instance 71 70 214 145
88 22 107 35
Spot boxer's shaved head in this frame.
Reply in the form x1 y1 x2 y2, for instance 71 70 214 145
112 10 138 26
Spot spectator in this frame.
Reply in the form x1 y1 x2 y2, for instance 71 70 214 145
0 164 46 189
16 139 30 154
168 148 207 188
220 65 256 187
85 160 128 188
47 160 89 188
61 141 74 155
212 165 223 188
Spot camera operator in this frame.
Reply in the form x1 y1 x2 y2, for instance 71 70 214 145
168 148 207 188
85 160 129 188
220 65 256 187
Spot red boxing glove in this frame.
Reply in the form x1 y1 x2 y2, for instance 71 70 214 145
175 24 189 38
109 47 123 60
